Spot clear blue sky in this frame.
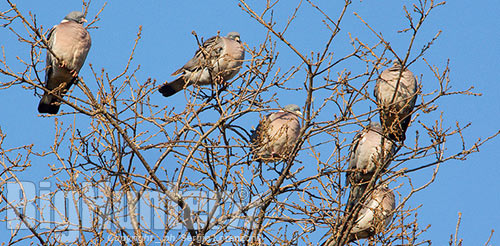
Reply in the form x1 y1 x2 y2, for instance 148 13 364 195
0 0 499 245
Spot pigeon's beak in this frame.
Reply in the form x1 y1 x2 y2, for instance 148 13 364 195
235 36 241 42
82 18 88 23
296 111 303 116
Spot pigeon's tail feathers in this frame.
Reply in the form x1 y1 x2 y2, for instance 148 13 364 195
382 112 411 142
38 94 61 114
393 113 411 141
38 76 77 114
346 183 368 212
159 77 186 97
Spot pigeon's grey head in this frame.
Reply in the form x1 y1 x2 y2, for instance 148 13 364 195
387 58 403 72
283 104 302 115
367 121 383 132
64 11 87 24
378 183 390 191
227 32 241 42
392 58 402 67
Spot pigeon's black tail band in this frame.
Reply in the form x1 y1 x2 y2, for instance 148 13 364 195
38 78 75 114
385 113 411 142
346 183 368 213
159 77 185 97
38 95 61 114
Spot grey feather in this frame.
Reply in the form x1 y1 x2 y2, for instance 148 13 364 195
322 185 396 245
38 11 91 114
251 104 301 162
346 122 395 211
159 32 245 97
348 186 396 242
374 59 417 141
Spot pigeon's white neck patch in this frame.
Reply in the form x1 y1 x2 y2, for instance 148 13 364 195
61 20 70 23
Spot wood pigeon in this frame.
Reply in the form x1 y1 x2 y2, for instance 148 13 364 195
323 185 396 245
38 11 91 114
345 122 395 211
250 104 301 162
374 59 417 141
159 32 245 97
